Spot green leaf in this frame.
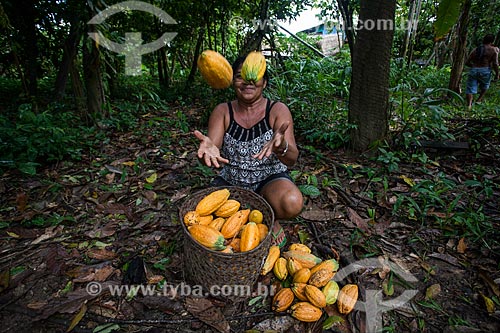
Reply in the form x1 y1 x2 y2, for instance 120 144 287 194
298 229 310 244
298 184 321 197
18 162 39 175
92 323 120 333
248 295 263 306
323 315 345 329
434 0 465 40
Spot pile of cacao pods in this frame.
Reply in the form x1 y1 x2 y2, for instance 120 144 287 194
262 244 359 322
184 188 268 253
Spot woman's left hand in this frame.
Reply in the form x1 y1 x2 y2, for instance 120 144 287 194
253 121 289 159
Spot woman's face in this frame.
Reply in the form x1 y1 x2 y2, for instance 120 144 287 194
233 67 266 103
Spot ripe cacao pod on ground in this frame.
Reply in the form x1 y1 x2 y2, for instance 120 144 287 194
337 284 359 314
290 302 323 322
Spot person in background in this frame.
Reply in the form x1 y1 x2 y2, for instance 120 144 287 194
465 34 499 110
193 54 303 247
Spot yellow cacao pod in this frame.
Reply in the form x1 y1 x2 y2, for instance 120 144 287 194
249 209 264 223
308 268 335 288
261 245 280 275
273 257 288 281
195 188 230 216
198 214 213 226
241 51 266 83
286 257 303 276
257 223 268 242
292 267 311 284
290 302 323 322
183 210 200 226
337 284 358 314
197 50 233 89
291 283 308 301
309 258 339 275
188 224 226 251
228 238 240 252
282 250 322 269
208 217 226 231
322 280 340 305
214 199 240 217
305 284 327 308
220 246 234 254
240 222 260 252
220 209 250 239
289 243 312 253
272 287 294 312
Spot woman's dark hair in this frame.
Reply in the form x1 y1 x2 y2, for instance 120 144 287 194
483 34 495 44
232 53 269 83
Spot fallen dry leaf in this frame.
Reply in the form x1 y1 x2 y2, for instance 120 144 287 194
425 283 441 299
86 248 117 260
478 270 500 298
85 221 118 239
184 296 230 333
346 207 371 234
457 237 467 254
66 301 87 332
31 225 64 245
34 281 120 320
300 208 338 221
16 191 28 212
480 292 495 313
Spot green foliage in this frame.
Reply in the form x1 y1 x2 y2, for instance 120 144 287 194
0 103 85 175
434 0 466 40
266 52 352 149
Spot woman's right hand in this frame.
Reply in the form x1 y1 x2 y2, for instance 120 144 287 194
193 130 229 168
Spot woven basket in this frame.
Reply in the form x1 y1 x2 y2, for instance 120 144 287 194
179 186 275 301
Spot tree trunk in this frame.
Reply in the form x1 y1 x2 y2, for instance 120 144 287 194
406 0 422 65
337 0 355 54
448 0 472 94
158 48 166 87
83 35 105 124
70 56 86 115
241 0 270 55
20 0 38 97
54 19 83 100
348 0 396 152
185 28 205 90
401 0 416 59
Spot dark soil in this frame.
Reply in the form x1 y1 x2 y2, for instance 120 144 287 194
1 107 499 333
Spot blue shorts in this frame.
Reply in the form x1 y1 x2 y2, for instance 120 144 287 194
210 172 293 194
466 67 492 94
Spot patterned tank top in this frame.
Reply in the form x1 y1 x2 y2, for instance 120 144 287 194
219 99 288 190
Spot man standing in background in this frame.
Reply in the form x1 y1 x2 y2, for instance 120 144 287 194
465 34 499 110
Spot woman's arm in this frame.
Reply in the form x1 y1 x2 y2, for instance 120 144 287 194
194 103 229 168
253 102 299 167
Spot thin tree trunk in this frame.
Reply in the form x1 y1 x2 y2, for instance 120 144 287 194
337 0 355 55
402 0 416 59
54 19 83 100
70 56 86 116
22 0 38 97
448 0 472 94
83 30 105 124
348 0 396 152
157 49 165 87
241 0 270 55
0 3 29 95
406 0 422 64
185 28 205 90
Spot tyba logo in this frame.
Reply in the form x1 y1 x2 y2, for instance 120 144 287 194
88 1 177 75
